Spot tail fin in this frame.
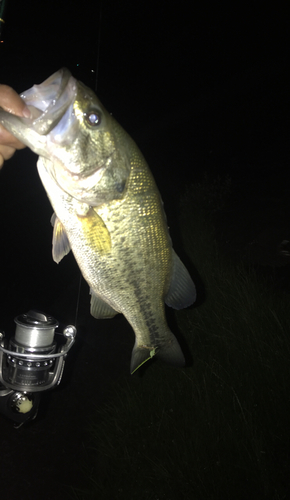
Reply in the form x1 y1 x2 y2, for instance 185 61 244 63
130 331 185 374
155 332 186 367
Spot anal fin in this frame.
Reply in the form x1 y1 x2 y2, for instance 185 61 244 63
90 289 118 319
165 250 196 309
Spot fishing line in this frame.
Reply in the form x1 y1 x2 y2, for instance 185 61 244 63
74 271 82 328
95 0 103 92
74 0 103 328
0 0 7 41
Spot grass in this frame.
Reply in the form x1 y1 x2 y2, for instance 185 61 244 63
70 176 290 500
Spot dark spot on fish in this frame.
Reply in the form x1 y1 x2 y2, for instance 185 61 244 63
151 325 159 334
115 180 126 193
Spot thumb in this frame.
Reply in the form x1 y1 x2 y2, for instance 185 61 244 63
0 84 31 118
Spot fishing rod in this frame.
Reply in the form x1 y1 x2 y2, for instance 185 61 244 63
0 311 76 427
74 0 103 328
0 0 7 41
0 0 78 428
0 254 77 426
0 0 104 428
95 0 102 92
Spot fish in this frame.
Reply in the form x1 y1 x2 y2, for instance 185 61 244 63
0 68 196 373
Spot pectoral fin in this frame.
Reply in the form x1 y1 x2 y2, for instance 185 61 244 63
165 250 196 309
51 213 71 264
90 289 118 319
79 208 111 255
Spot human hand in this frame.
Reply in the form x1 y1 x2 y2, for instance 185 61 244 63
0 84 31 168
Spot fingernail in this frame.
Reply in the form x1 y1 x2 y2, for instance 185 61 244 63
22 106 32 119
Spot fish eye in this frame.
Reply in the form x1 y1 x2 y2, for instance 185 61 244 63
85 112 101 126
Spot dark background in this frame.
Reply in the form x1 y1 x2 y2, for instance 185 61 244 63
0 2 290 498
1 3 290 194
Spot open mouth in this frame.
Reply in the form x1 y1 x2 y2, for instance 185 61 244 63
20 68 77 135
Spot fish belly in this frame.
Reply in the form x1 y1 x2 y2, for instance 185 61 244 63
37 157 172 351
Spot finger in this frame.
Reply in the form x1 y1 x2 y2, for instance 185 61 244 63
0 123 26 149
0 84 31 118
0 145 21 169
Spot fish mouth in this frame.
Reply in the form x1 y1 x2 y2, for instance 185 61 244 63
0 68 78 154
21 69 112 196
21 68 77 135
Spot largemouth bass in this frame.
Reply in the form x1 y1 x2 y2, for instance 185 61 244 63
0 69 196 373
